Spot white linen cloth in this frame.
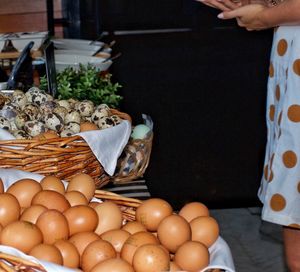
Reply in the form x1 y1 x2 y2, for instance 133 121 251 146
0 120 131 176
0 169 235 272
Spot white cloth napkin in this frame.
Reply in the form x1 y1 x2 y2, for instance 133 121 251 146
0 120 131 176
0 169 236 272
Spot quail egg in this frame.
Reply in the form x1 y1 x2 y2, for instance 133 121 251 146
12 91 28 108
1 103 19 121
0 94 9 109
23 103 40 120
98 104 110 111
44 113 64 132
53 106 68 122
65 122 80 134
25 87 42 103
31 90 48 106
78 100 94 117
97 116 115 130
9 121 18 131
11 129 29 139
67 98 78 109
64 110 81 125
57 100 71 111
0 116 11 130
60 129 75 137
91 107 109 124
14 112 30 130
40 101 57 116
24 120 46 137
110 115 123 125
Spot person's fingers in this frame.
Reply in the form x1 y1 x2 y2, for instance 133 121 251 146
217 8 241 19
198 0 231 10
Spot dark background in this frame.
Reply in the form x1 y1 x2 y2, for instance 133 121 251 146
61 0 273 209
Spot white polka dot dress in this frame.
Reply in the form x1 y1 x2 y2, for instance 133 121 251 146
258 26 300 228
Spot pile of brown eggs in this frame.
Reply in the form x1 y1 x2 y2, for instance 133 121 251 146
0 174 220 272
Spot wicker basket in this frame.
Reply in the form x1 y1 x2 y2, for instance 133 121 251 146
0 109 132 188
112 132 153 184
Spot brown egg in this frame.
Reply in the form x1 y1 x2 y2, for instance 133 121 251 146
94 201 123 235
69 231 100 256
0 193 20 226
81 239 117 271
40 176 65 195
135 198 173 231
66 173 96 201
20 205 47 224
29 243 63 265
179 202 210 223
0 178 4 193
190 216 219 247
54 239 80 269
169 261 182 271
133 244 170 272
65 191 88 206
120 231 159 265
31 190 70 212
80 121 99 132
157 214 191 253
101 229 131 253
174 241 209 272
90 258 134 272
36 209 69 244
64 205 98 236
0 221 43 253
122 221 147 234
7 178 42 208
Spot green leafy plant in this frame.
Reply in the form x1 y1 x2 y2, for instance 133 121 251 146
39 64 123 108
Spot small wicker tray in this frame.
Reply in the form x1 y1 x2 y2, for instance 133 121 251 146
0 109 131 188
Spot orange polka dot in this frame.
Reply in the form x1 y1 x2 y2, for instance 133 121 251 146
275 85 280 101
269 62 274 78
268 170 274 182
269 105 275 121
264 165 269 181
282 150 297 168
288 224 300 229
270 194 286 211
287 104 300 122
293 59 300 76
277 39 288 56
278 111 283 126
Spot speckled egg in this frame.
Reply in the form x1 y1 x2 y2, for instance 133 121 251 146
64 110 81 125
9 121 18 131
44 113 64 132
31 90 48 106
60 129 75 137
67 98 78 109
91 107 109 124
11 130 29 139
53 106 68 122
12 91 28 108
98 104 110 110
0 116 11 130
78 100 94 117
14 112 30 130
1 103 19 121
24 120 46 137
97 117 115 130
25 87 42 103
65 122 80 134
39 101 57 116
23 104 40 120
110 115 123 125
57 100 71 111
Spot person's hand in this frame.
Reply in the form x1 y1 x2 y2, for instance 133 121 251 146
217 4 271 30
196 0 243 12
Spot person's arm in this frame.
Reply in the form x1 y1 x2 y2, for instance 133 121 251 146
218 0 300 29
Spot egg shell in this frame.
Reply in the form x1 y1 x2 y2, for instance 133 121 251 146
65 191 88 206
93 201 123 235
81 239 117 272
190 216 220 247
133 244 170 272
174 241 209 272
31 190 70 212
67 173 96 201
68 231 100 256
0 221 43 253
29 243 63 265
54 239 80 269
135 198 173 232
7 178 42 208
90 258 135 272
131 124 151 140
40 176 65 195
121 221 147 235
100 229 131 253
20 204 47 224
179 201 210 223
0 193 21 226
157 214 191 253
36 209 69 244
64 205 99 235
120 231 159 265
